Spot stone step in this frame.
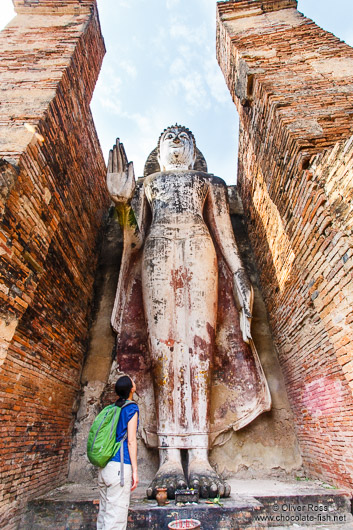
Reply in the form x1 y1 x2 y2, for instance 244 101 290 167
21 479 353 529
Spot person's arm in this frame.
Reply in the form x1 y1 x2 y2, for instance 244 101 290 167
127 411 138 491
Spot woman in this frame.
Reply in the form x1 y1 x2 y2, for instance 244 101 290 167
97 375 139 530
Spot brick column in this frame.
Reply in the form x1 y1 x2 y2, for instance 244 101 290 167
0 1 109 525
217 0 353 490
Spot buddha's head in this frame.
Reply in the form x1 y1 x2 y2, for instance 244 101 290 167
157 124 196 171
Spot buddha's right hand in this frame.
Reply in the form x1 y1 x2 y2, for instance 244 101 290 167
107 138 135 204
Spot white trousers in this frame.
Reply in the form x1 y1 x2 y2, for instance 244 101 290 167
97 462 132 530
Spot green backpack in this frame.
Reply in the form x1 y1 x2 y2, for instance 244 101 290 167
87 401 132 470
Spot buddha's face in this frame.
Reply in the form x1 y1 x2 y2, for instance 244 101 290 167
158 127 195 171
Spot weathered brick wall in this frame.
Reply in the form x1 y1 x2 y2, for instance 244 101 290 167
13 0 95 13
217 0 353 490
0 1 109 527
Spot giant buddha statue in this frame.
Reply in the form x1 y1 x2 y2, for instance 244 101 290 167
106 125 271 499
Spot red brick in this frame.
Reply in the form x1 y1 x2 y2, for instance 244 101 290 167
0 1 108 527
217 0 353 492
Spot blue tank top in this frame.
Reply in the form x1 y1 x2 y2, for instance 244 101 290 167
110 402 139 465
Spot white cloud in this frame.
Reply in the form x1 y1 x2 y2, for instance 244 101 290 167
92 0 239 179
93 66 124 115
119 60 137 78
116 0 132 8
166 0 180 9
203 57 230 104
99 98 123 115
166 72 211 112
181 74 211 111
169 19 208 46
164 14 225 113
97 67 122 94
169 57 186 76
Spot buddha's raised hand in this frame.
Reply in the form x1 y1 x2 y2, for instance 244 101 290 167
107 139 135 204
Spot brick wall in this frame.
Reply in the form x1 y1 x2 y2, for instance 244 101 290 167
217 0 353 490
0 1 109 527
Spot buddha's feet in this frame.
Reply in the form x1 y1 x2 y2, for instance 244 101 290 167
188 458 231 499
146 460 187 499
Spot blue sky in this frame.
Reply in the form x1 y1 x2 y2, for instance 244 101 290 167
2 1 353 182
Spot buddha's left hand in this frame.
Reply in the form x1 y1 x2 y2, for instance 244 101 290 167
233 270 253 343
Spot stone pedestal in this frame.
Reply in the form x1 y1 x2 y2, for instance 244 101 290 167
21 479 353 529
